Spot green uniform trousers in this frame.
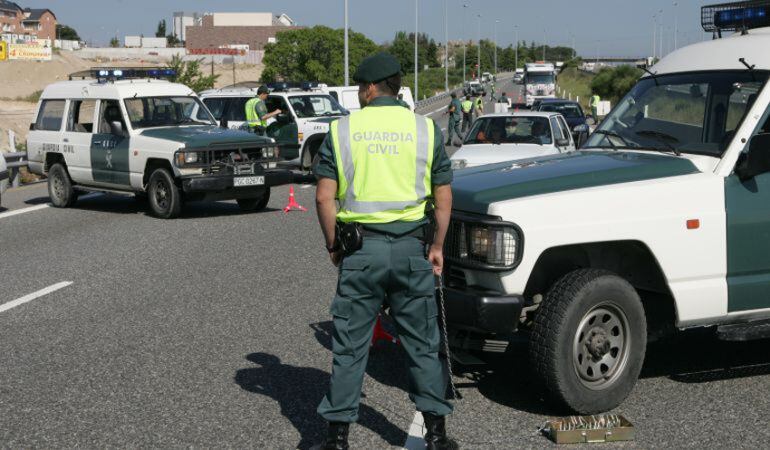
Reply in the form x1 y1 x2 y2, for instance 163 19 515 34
446 116 463 144
317 234 454 422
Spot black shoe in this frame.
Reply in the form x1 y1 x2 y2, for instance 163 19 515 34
423 413 459 450
310 422 349 450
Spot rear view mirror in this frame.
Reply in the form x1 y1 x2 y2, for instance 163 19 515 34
556 138 570 147
110 121 125 136
735 133 770 181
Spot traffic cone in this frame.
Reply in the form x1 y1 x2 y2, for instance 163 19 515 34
371 314 399 347
283 185 307 213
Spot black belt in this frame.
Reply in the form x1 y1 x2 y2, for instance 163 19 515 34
360 224 428 241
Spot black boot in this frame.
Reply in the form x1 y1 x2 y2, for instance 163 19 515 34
310 422 349 450
423 413 459 450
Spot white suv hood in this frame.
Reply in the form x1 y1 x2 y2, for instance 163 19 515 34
451 143 561 168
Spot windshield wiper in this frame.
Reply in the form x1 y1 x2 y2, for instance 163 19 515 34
592 129 630 150
635 130 681 156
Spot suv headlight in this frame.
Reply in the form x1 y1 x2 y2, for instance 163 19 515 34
175 150 200 166
451 159 467 170
446 216 522 270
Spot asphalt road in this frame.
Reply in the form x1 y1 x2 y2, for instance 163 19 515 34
1 91 769 448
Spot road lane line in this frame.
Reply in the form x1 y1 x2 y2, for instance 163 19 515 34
0 281 73 314
402 411 425 450
0 193 102 220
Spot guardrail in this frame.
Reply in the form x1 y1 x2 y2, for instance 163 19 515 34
5 152 28 188
414 73 514 112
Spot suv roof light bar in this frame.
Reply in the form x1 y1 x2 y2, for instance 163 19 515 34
68 67 177 81
702 1 770 34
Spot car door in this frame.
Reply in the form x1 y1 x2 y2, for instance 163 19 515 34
63 99 98 183
557 115 576 151
28 99 66 166
725 107 770 313
90 99 130 187
265 95 300 160
549 116 571 154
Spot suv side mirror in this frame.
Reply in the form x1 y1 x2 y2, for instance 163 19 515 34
110 121 125 137
735 133 770 181
276 113 292 123
556 138 570 147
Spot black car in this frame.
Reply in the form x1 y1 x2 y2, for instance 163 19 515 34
535 99 590 147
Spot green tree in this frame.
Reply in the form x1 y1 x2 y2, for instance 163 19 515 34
261 26 378 85
166 34 180 47
167 55 219 92
590 65 642 103
109 36 119 48
56 24 80 41
385 31 441 73
156 19 167 38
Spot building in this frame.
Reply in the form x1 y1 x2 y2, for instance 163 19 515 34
172 11 201 43
184 12 300 52
0 0 57 43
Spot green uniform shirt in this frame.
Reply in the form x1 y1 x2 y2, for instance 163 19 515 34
255 100 268 119
314 96 453 234
397 99 411 110
449 98 462 121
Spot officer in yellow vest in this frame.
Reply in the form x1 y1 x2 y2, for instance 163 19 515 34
313 52 457 450
589 92 601 119
460 95 473 132
244 86 281 134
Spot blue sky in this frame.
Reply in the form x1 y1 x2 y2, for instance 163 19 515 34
45 0 713 57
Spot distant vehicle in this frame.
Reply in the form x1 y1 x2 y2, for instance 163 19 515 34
463 80 486 97
26 68 290 218
513 70 524 84
198 86 349 170
450 111 575 169
323 86 415 112
0 151 7 206
535 99 590 147
481 72 493 83
524 62 557 106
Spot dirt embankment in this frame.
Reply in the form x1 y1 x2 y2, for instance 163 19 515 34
0 52 263 152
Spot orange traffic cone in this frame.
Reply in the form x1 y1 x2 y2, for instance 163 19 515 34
283 185 307 213
371 314 399 347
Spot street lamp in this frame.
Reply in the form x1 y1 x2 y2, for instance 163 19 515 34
494 19 499 75
344 0 349 86
444 0 448 91
514 25 518 70
415 0 419 101
542 29 546 61
673 1 678 50
476 13 481 79
462 3 468 83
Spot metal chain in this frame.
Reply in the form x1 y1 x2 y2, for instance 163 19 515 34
437 274 460 400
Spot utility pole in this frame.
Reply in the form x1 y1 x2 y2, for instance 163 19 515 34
477 14 481 79
652 13 657 59
514 25 518 70
344 0 349 86
494 19 498 75
415 0 419 101
673 1 678 50
462 3 468 83
542 28 546 61
444 0 448 91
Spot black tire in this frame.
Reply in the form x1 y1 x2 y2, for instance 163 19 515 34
147 168 182 219
529 268 647 414
48 163 77 208
236 188 270 212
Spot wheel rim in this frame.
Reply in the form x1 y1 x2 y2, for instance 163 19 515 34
153 178 169 211
51 171 64 201
572 303 631 390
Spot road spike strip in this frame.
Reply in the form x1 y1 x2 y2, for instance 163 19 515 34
283 185 307 213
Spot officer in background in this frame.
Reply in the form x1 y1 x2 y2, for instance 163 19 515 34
244 86 282 135
473 93 484 117
313 52 457 450
460 95 473 132
443 92 463 146
589 91 601 119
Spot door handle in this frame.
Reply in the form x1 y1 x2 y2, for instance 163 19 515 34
63 138 69 143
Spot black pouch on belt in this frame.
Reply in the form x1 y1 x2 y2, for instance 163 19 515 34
336 222 363 256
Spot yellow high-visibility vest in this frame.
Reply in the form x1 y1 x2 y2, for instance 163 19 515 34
330 105 435 224
245 97 267 127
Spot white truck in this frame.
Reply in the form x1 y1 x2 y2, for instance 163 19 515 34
443 1 770 414
523 62 557 106
322 86 415 112
26 69 291 219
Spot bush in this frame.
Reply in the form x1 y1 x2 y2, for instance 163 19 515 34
590 66 642 103
167 55 218 92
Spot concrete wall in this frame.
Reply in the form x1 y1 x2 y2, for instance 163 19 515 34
74 47 186 60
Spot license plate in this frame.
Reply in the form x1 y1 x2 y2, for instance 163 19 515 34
234 176 265 187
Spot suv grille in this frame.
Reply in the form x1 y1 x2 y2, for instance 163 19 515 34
199 148 272 175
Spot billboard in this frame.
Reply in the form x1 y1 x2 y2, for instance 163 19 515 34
8 43 52 61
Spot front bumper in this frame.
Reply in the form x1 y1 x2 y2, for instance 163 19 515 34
181 169 293 200
444 285 524 335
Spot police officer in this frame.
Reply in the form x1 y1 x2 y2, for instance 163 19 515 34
589 91 601 119
443 92 463 146
473 93 484 117
460 95 473 132
313 51 457 450
244 86 281 135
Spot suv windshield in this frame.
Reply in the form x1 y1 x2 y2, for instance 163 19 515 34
465 116 552 145
539 103 584 119
288 95 347 118
584 70 769 156
124 96 215 129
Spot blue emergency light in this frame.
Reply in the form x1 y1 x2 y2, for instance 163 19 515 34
703 1 770 32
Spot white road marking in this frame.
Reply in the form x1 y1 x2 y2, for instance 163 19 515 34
0 193 102 220
0 281 73 314
402 411 426 450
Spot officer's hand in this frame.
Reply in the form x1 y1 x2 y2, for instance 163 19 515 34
330 250 343 267
428 244 444 276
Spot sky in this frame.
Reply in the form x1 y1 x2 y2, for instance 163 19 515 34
44 0 715 57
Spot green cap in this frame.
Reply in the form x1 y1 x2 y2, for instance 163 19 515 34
352 52 401 83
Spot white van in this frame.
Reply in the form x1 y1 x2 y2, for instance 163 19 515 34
323 86 415 112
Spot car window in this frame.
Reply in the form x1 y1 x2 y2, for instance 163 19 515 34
224 97 249 121
98 99 127 135
551 117 565 141
66 99 96 133
35 99 66 131
558 116 572 142
266 96 291 118
539 103 584 119
465 116 553 145
201 98 225 120
124 96 214 129
288 95 347 118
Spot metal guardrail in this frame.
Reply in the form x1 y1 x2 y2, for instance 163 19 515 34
5 152 28 188
414 73 515 112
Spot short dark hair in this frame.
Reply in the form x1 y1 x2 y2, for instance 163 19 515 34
375 73 401 96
